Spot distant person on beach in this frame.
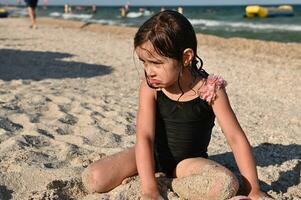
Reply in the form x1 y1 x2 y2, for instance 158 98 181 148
92 4 97 13
64 4 72 14
177 6 183 14
43 0 47 10
120 7 126 17
82 10 272 200
120 1 130 17
24 0 38 28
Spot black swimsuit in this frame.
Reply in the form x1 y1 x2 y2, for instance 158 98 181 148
154 90 215 177
25 0 38 8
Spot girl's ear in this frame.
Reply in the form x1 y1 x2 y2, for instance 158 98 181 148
182 48 194 66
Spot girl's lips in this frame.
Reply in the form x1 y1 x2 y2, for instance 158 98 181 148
149 79 161 84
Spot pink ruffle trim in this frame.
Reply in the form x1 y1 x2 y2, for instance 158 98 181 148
198 74 227 104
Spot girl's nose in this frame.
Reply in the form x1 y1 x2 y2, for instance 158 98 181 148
145 66 155 77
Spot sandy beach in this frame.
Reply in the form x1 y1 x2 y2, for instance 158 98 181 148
0 17 300 200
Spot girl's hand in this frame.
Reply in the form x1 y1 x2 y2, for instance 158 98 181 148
228 196 251 200
229 191 273 200
140 193 164 200
248 191 274 200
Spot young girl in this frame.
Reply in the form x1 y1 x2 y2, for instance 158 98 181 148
82 10 271 200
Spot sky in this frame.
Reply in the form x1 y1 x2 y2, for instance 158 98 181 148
2 0 301 6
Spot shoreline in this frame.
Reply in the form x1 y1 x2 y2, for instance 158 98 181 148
37 17 301 58
0 17 300 200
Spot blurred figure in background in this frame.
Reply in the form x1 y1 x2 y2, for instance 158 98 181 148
177 6 183 14
92 4 97 13
43 0 48 10
120 7 126 17
64 4 72 14
120 1 129 18
64 4 69 13
24 0 38 28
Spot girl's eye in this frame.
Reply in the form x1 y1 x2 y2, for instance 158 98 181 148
151 61 163 65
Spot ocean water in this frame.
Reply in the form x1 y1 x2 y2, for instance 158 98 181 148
9 5 301 43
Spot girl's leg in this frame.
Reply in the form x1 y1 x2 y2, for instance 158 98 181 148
171 158 239 200
82 147 137 193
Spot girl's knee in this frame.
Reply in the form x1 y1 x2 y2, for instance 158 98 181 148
172 164 239 200
81 166 94 193
81 148 136 194
81 165 112 193
82 166 104 193
210 168 239 199
202 163 239 190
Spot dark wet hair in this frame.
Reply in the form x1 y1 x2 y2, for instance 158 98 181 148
134 10 208 90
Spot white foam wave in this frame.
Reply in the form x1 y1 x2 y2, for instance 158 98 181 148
49 12 61 17
85 19 117 25
49 12 120 25
189 18 301 32
62 13 92 20
126 10 154 18
126 12 143 18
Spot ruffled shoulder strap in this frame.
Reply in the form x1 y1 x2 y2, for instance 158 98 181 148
198 74 227 104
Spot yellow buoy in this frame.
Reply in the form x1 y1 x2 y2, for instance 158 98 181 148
245 5 294 18
245 5 268 18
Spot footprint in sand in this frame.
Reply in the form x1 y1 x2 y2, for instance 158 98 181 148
28 178 87 200
58 113 78 126
0 117 23 132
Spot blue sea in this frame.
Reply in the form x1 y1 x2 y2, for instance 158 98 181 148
8 5 301 43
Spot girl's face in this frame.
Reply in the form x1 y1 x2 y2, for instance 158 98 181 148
136 41 181 89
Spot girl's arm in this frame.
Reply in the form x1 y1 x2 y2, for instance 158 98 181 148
211 88 266 200
135 80 161 199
